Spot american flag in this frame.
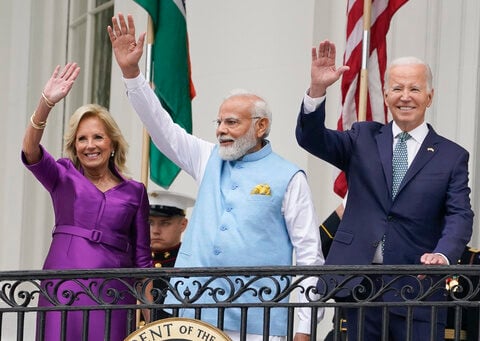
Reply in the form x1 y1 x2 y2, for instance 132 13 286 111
334 0 409 198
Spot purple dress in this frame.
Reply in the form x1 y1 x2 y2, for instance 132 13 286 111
22 146 151 341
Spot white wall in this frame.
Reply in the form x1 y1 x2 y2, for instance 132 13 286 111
0 0 32 271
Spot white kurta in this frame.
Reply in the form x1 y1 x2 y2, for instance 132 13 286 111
124 74 325 335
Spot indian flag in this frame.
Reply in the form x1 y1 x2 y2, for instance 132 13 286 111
134 0 195 188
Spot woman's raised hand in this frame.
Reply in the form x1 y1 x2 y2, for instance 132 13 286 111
42 63 81 105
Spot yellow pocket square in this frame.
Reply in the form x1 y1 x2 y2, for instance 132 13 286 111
251 184 271 196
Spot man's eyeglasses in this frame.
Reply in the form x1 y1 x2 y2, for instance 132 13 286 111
213 116 261 128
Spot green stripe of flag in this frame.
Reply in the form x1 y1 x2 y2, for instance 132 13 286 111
134 0 193 188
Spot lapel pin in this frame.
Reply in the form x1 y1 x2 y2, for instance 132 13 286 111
427 147 435 152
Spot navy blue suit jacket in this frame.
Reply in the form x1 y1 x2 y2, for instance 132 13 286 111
296 100 473 320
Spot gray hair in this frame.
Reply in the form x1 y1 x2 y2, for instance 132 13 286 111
225 89 272 138
384 56 433 93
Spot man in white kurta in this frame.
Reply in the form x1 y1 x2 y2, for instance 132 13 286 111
109 13 324 341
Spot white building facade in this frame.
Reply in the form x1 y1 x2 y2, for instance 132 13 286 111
1 0 479 281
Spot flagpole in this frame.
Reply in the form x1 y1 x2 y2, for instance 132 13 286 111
358 0 372 122
137 16 156 328
140 17 155 187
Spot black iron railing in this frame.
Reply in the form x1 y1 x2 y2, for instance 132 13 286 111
0 265 479 341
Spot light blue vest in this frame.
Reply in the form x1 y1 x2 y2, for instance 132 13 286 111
168 142 301 335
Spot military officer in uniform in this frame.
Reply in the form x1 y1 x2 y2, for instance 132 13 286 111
147 191 195 321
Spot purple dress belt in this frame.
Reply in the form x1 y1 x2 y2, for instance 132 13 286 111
53 225 131 253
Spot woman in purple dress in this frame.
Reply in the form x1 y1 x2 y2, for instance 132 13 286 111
22 63 152 340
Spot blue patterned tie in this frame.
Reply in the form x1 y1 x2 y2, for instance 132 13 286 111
392 131 411 199
382 131 411 255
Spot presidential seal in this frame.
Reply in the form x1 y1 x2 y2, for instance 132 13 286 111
125 317 232 341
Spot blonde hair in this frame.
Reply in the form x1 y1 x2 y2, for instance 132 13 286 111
63 104 129 175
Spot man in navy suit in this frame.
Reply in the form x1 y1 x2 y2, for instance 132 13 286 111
296 40 474 341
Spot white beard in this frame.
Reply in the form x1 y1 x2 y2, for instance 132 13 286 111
218 126 258 161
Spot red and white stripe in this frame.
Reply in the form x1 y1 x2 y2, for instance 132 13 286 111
334 0 409 198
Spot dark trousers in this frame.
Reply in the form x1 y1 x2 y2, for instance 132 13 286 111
345 306 445 341
344 275 446 341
